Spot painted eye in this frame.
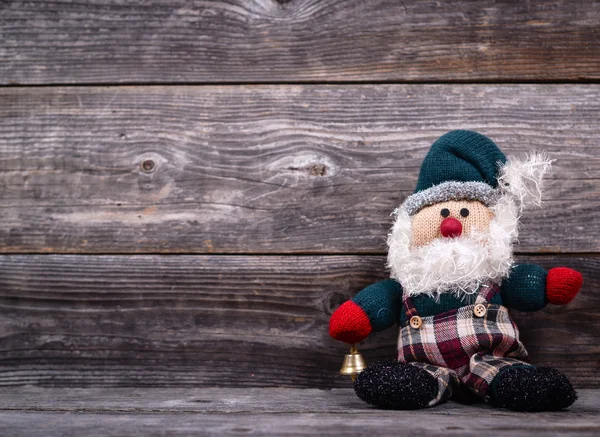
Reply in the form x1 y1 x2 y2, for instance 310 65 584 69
441 208 450 218
460 208 470 217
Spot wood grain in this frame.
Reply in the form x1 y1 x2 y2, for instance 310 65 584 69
2 386 598 415
1 85 599 254
1 0 599 84
0 389 599 437
0 254 597 388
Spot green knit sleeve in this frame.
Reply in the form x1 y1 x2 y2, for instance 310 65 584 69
500 264 548 312
352 279 403 332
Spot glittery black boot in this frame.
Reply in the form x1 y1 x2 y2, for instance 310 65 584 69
353 360 438 409
490 366 577 412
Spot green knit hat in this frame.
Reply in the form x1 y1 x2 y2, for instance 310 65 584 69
403 130 507 215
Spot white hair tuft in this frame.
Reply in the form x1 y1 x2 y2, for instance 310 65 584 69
497 153 553 210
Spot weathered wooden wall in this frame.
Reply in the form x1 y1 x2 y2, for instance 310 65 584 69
1 85 598 254
1 0 599 83
0 0 599 390
1 255 598 388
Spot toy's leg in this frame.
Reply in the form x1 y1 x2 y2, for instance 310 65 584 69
353 360 458 409
464 354 577 411
490 365 577 411
409 362 459 406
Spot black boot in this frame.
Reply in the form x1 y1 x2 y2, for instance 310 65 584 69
353 360 438 409
490 366 577 412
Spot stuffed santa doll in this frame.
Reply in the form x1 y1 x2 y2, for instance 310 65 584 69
329 130 583 411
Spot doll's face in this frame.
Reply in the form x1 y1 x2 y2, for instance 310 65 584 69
411 200 493 248
386 195 518 297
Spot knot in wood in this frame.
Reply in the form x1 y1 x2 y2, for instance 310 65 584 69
141 159 156 173
309 164 327 177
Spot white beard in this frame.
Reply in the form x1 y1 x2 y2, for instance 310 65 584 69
386 195 520 299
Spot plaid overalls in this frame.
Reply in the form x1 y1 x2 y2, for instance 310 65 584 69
397 282 529 406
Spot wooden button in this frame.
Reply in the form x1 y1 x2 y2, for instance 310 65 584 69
409 316 422 329
473 304 487 318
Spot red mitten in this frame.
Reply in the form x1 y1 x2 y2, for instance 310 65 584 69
546 267 583 305
329 301 372 344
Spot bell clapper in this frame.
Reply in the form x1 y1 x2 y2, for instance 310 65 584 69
339 344 367 382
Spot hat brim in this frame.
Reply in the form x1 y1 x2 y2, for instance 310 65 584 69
402 181 501 216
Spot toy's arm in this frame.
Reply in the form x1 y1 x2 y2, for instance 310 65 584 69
329 279 403 344
500 264 583 312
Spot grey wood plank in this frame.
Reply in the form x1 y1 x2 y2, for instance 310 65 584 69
1 85 599 254
0 390 599 437
0 254 597 388
1 1 599 84
0 387 598 415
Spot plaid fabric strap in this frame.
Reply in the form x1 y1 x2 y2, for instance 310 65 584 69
402 281 501 325
402 295 420 323
474 281 501 304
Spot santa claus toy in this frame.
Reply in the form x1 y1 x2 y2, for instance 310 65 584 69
329 130 583 411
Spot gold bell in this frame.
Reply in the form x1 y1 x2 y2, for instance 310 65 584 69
339 344 367 382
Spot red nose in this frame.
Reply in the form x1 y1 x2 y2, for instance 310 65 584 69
440 217 463 238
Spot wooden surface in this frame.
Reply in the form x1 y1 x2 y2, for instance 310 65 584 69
1 254 598 388
1 388 599 436
2 0 600 84
1 85 599 254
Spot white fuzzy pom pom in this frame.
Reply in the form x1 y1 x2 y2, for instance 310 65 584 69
497 153 553 210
